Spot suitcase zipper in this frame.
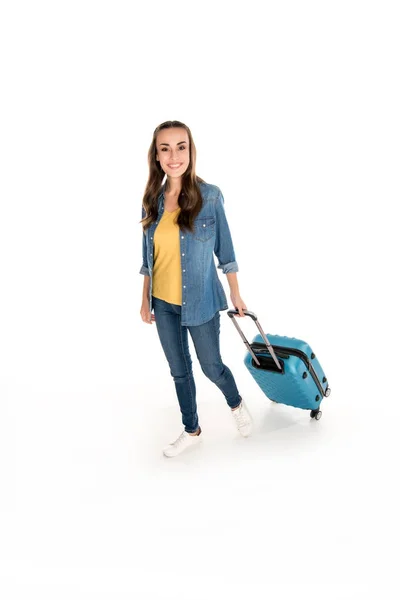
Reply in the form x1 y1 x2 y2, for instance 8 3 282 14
250 342 325 397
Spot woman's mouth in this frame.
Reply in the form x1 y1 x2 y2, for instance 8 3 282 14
168 163 182 169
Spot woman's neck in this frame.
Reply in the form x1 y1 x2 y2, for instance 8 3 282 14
165 177 182 196
165 189 180 197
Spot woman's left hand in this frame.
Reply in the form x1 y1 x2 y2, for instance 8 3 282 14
230 293 247 317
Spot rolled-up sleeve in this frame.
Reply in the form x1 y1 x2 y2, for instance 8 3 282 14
139 206 150 276
214 189 239 274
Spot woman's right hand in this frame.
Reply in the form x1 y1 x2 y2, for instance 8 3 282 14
140 300 155 324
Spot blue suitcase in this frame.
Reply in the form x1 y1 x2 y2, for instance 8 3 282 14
228 309 331 419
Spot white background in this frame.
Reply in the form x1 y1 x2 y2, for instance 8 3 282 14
0 1 399 598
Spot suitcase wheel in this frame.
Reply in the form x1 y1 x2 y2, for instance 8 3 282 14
325 387 331 397
310 409 322 420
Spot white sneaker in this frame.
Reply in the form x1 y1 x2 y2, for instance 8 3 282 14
163 428 202 458
231 399 252 437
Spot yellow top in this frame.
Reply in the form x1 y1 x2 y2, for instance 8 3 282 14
152 207 182 305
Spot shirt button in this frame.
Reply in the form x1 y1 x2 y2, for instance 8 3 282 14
183 285 186 288
182 253 185 256
183 302 186 305
181 236 184 239
183 269 185 272
203 224 206 227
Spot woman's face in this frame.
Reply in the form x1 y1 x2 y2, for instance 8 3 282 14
155 127 190 180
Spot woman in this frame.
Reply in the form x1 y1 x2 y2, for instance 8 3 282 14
139 120 252 457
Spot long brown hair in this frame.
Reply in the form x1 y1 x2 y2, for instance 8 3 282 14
140 120 206 233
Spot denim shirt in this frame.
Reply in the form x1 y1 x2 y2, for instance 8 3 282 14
139 181 239 326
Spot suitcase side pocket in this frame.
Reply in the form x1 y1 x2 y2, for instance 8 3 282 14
250 347 289 373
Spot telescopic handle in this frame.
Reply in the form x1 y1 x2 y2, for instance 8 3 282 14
227 309 282 371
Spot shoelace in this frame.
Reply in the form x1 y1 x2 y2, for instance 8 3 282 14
233 406 247 427
172 431 189 447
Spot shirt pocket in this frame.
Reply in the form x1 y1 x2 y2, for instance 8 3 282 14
193 217 216 242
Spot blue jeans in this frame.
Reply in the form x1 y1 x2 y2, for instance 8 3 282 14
152 296 242 433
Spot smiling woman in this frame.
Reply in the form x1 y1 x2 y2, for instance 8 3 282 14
158 130 190 178
139 120 253 457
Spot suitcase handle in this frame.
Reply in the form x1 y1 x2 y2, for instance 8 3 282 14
227 309 282 371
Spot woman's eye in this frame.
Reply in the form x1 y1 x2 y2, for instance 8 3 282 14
160 145 186 152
